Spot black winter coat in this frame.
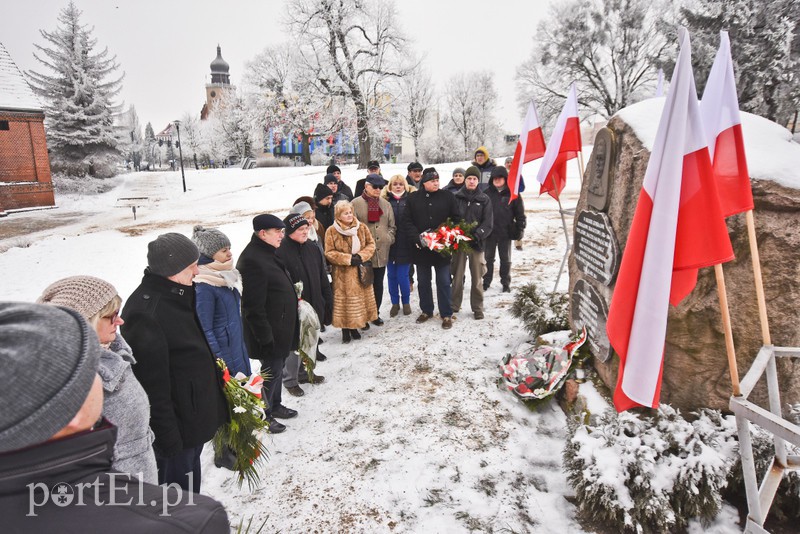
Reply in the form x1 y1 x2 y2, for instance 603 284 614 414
455 186 493 251
486 184 526 241
0 422 229 532
443 179 464 194
237 234 299 361
316 203 335 231
121 270 228 456
353 177 367 198
337 180 354 200
387 191 413 264
277 236 333 325
402 187 460 266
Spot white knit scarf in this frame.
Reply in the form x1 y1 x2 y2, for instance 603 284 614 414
332 218 362 254
194 258 242 292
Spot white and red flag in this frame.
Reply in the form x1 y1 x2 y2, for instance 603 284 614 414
700 30 753 217
536 82 582 200
606 30 734 412
508 101 546 201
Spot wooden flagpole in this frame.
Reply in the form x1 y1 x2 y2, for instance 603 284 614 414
714 264 741 396
745 210 771 346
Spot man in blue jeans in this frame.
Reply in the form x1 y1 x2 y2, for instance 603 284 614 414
401 167 460 329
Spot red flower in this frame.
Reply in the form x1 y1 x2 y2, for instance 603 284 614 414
454 243 459 250
222 367 231 383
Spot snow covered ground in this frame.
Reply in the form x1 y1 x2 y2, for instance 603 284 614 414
0 158 742 532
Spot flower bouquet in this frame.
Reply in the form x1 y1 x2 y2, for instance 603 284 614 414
212 359 269 488
294 281 321 382
420 219 476 257
499 327 587 402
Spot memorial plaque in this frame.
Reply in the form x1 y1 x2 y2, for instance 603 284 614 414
571 278 612 363
587 127 616 212
574 210 620 286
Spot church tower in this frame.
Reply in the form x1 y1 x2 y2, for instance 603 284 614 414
201 45 232 120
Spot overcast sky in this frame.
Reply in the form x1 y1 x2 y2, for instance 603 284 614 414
1 0 552 136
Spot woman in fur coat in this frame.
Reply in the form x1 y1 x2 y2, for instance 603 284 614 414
324 201 378 343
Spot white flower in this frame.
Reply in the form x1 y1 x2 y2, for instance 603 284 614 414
233 406 247 414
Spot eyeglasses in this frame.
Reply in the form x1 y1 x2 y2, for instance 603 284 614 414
103 310 120 323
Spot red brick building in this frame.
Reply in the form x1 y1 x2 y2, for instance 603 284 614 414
0 42 55 215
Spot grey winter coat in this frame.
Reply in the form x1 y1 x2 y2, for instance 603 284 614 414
98 334 157 483
352 195 396 268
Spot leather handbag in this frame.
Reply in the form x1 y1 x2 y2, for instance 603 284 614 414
358 260 373 287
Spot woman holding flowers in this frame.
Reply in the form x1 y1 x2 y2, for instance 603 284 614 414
38 275 158 483
324 201 378 343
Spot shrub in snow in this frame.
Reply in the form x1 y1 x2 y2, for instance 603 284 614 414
564 405 738 533
51 172 120 196
510 282 569 339
724 419 800 523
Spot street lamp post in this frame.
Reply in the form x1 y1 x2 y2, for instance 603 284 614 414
174 120 187 193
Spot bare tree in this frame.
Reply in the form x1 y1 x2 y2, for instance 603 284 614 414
516 0 672 126
285 0 411 168
445 72 499 158
205 89 254 163
245 43 344 164
398 63 433 161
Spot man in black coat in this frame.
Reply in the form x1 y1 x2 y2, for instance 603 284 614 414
277 213 332 397
121 233 228 492
326 164 354 200
314 183 335 231
472 146 497 188
353 159 381 197
0 303 229 532
405 161 423 189
484 166 526 292
402 167 461 329
237 214 300 434
452 166 493 319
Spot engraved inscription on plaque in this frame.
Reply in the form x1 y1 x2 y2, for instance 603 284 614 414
587 127 616 212
574 210 620 286
571 278 612 363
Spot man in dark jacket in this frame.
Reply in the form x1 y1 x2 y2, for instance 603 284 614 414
314 183 335 231
484 166 526 292
405 161 423 189
0 303 229 533
324 174 349 207
472 146 497 187
452 166 493 319
237 214 300 434
327 164 353 200
353 159 381 197
402 167 461 329
277 213 332 397
504 156 527 251
121 233 228 492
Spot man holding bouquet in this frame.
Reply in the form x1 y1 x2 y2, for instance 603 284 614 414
402 167 460 329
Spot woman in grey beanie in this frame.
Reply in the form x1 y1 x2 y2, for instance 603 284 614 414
38 275 158 483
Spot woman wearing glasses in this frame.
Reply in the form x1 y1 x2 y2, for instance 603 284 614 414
38 275 157 483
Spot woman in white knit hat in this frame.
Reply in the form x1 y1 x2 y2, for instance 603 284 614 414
38 275 158 483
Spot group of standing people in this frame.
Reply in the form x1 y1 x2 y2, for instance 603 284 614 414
0 147 526 529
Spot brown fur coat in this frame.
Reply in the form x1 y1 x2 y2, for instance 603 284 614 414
324 221 378 328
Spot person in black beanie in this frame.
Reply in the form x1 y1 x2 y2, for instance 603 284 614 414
314 183 336 231
121 232 228 492
402 167 460 329
326 164 353 200
484 166 526 292
277 213 332 397
324 173 349 207
237 214 300 434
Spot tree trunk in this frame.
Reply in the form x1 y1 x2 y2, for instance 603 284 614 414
356 103 371 169
301 132 311 165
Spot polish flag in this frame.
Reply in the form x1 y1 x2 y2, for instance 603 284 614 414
606 30 734 412
700 31 754 217
508 101 546 200
536 82 582 200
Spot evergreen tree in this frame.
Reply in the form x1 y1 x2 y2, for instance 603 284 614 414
28 1 124 175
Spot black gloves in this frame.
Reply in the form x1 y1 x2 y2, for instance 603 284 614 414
350 254 362 266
